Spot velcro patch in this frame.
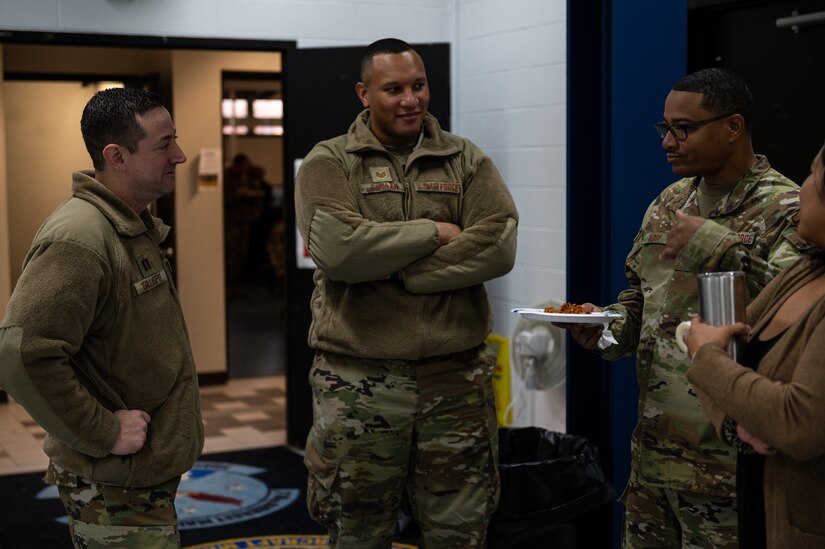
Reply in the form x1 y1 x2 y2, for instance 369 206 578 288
414 182 461 193
737 232 755 245
360 181 404 194
369 166 393 182
133 269 168 295
643 232 668 245
135 254 156 278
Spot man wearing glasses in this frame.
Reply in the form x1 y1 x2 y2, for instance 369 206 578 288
564 68 805 547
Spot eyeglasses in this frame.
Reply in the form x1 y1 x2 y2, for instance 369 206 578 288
655 112 736 141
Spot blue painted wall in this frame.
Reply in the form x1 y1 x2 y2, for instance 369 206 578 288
568 1 686 546
608 0 687 542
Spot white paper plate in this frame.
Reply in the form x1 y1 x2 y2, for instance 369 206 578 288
511 308 623 324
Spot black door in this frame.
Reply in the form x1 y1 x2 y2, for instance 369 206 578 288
689 1 825 184
282 43 451 447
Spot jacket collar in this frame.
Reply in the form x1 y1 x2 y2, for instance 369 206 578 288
344 110 460 158
664 155 772 217
749 258 825 338
72 171 170 242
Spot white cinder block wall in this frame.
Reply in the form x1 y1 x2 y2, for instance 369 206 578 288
0 0 568 429
455 0 568 431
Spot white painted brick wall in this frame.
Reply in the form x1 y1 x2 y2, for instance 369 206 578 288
2 0 569 429
455 0 568 431
455 0 567 334
0 0 451 46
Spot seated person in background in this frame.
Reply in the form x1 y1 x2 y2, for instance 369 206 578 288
685 142 825 549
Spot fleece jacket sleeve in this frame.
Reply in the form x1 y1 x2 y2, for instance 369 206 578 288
0 240 120 457
401 150 518 294
295 153 441 283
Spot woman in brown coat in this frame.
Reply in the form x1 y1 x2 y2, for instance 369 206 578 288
684 143 825 549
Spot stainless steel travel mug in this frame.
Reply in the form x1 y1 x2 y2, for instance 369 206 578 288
696 271 747 361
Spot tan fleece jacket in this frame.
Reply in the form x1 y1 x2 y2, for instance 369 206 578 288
295 111 518 360
0 171 203 488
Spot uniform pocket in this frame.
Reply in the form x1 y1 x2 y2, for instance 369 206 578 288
91 454 133 485
785 461 825 539
304 431 341 530
788 524 825 548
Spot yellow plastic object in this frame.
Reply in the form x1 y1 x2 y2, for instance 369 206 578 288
485 334 512 427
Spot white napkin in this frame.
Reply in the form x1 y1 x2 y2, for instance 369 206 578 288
597 322 618 350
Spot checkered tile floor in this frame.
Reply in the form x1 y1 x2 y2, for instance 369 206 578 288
0 375 286 476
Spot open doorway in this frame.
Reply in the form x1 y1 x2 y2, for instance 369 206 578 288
222 71 286 378
1 33 451 446
1 39 289 385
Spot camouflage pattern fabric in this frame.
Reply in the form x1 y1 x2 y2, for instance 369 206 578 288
621 478 738 548
304 347 499 548
601 156 804 500
49 464 181 549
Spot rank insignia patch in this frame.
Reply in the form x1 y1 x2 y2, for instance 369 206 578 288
136 254 156 278
370 167 393 182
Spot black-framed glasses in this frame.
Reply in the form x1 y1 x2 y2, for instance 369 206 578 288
655 112 736 141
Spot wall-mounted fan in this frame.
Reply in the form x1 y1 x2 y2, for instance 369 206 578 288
511 300 566 391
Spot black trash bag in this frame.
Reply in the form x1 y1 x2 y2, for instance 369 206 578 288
487 426 616 548
494 426 615 524
395 491 420 543
396 427 615 546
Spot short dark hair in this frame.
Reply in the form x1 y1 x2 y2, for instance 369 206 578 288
232 153 250 165
672 68 754 133
80 87 165 170
360 38 415 83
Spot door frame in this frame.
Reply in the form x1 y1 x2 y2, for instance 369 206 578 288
0 29 299 429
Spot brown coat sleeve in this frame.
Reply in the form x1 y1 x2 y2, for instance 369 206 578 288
688 290 825 461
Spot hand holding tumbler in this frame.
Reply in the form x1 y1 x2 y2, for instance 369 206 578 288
675 271 747 361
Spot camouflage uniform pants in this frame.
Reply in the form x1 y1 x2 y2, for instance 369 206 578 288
51 467 181 549
622 478 738 548
304 347 500 549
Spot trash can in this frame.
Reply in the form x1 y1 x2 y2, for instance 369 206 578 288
487 426 616 548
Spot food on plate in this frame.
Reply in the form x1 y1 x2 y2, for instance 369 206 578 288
543 302 587 314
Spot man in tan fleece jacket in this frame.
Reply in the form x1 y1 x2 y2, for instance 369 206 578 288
0 87 202 548
295 38 518 548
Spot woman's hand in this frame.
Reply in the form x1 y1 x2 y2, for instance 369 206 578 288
737 424 777 456
683 317 750 359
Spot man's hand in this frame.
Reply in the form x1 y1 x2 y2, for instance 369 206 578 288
111 409 151 456
661 209 705 259
554 303 604 350
434 221 462 245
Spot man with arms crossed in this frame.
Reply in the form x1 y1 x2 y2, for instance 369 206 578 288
295 38 518 548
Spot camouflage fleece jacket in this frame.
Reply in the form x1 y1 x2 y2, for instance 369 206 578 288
0 172 204 488
295 110 518 360
600 155 805 496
